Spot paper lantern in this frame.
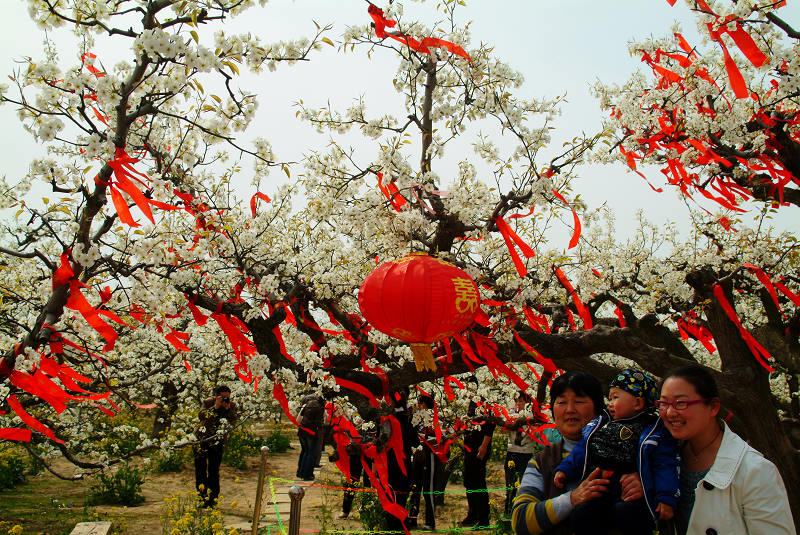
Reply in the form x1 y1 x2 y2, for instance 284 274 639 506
358 253 480 371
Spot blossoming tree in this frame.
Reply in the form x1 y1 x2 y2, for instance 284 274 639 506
0 0 798 524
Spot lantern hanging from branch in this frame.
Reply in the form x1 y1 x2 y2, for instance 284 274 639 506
358 253 481 372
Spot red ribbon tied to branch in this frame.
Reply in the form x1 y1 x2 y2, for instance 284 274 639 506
367 3 471 62
495 216 535 278
712 283 774 372
551 189 582 249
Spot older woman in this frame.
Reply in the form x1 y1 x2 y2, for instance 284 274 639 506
512 371 643 535
658 364 796 535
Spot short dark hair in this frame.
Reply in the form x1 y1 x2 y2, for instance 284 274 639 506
662 364 719 402
549 371 604 416
418 394 435 409
214 385 231 396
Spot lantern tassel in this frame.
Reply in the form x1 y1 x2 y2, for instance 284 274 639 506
410 343 437 372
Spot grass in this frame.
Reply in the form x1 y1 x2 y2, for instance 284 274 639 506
0 476 127 535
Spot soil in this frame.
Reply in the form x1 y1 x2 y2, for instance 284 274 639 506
3 442 508 535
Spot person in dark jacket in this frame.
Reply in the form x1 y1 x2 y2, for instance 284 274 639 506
407 394 443 530
297 394 325 481
553 369 679 535
194 385 238 507
462 399 496 528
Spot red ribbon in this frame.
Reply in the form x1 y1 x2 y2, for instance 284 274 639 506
7 395 64 444
334 377 380 408
712 284 774 371
250 192 271 218
495 216 535 277
0 428 32 442
551 189 581 249
553 267 593 329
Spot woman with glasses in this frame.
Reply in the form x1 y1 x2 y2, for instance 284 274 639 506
658 364 795 535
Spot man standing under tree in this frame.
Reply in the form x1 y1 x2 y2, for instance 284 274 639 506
462 399 496 528
194 385 238 507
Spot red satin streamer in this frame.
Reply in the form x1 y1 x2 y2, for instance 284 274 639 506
52 252 74 289
614 303 627 328
7 395 64 444
0 428 32 442
66 280 118 351
250 192 271 218
367 4 470 62
334 377 381 408
495 216 535 277
513 331 558 374
774 280 800 307
377 172 407 211
553 267 593 329
712 284 774 371
551 189 581 249
742 263 780 312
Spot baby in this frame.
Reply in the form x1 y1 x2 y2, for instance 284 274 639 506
553 369 679 535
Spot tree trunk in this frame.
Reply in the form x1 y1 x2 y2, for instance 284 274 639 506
150 380 179 439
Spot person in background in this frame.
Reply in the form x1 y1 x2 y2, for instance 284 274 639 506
553 369 678 535
462 399 496 529
380 388 419 534
407 394 442 530
504 392 536 517
194 385 238 507
296 394 324 481
512 371 644 535
659 364 796 535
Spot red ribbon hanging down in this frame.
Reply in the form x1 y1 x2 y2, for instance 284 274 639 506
334 376 381 408
472 331 530 392
553 267 593 329
250 192 271 218
712 284 774 372
619 146 663 192
495 216 536 278
677 311 717 353
366 3 471 62
742 263 782 313
52 252 74 289
0 428 32 442
376 172 407 212
551 189 581 249
523 306 551 333
271 380 311 433
614 303 627 328
6 394 64 444
360 456 410 532
513 331 558 374
443 375 465 402
185 295 209 326
774 278 800 307
65 280 119 351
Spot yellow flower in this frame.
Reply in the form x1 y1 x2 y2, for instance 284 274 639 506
234 477 240 483
170 529 180 535
212 523 223 530
9 526 23 535
230 500 239 508
229 530 239 535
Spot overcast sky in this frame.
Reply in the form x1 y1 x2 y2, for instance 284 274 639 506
0 1 795 241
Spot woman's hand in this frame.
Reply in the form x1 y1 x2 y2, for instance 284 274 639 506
568 468 609 506
619 472 644 502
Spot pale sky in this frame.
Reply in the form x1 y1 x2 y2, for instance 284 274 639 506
0 1 795 240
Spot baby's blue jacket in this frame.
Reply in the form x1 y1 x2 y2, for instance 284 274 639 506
555 411 680 518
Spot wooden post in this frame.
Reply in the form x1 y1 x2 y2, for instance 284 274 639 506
251 446 270 535
288 485 305 535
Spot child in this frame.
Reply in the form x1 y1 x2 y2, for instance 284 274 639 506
553 369 679 535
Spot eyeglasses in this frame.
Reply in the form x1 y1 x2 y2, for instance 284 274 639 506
655 399 709 412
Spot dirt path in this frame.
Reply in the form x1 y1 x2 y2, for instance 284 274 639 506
13 441 507 535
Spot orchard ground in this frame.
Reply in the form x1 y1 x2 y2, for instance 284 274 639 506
0 426 511 535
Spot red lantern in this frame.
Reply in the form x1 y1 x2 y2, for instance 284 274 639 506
358 253 481 371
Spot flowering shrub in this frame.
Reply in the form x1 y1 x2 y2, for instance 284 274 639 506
160 490 239 535
86 462 145 506
0 446 28 491
152 448 190 473
222 425 274 470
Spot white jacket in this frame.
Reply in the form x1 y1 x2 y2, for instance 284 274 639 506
686 423 796 535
